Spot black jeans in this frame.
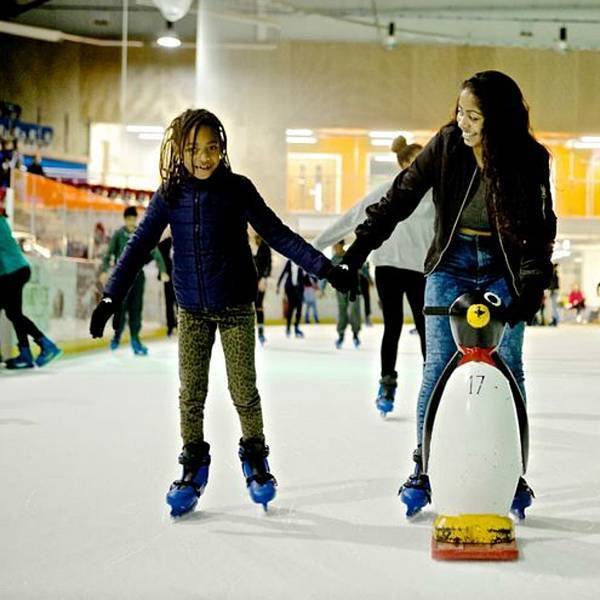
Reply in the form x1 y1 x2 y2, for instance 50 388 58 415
374 266 426 378
285 287 303 331
0 266 44 348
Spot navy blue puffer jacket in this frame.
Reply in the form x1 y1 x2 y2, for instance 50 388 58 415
105 165 331 312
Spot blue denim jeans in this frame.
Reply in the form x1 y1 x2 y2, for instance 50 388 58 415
416 233 526 444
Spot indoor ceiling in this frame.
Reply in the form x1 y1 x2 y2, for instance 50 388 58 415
2 1 600 51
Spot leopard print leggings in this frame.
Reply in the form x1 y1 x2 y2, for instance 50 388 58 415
178 305 264 444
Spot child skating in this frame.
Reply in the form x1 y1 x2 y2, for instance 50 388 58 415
99 206 168 355
90 109 350 515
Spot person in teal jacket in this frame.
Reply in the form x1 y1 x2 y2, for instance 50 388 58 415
0 208 62 369
99 205 168 355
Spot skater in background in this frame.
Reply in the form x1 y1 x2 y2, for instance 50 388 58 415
339 71 556 516
252 233 271 345
313 137 434 415
89 109 349 516
158 234 177 336
277 259 305 338
303 273 320 324
567 283 585 323
0 198 62 369
99 205 168 355
548 263 560 326
326 239 362 348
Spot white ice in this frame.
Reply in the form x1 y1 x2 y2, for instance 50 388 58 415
1 324 599 599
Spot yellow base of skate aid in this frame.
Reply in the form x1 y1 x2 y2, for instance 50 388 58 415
431 514 518 561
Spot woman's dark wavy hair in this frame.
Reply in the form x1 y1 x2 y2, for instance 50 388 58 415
159 109 231 205
455 70 550 208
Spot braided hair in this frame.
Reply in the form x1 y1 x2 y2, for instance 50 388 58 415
159 109 231 205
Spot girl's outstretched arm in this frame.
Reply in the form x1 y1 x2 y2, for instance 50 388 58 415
104 192 169 302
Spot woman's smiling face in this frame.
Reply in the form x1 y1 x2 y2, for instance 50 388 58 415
457 88 484 150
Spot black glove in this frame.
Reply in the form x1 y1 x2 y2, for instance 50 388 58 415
505 284 544 326
341 238 371 272
325 265 360 301
90 295 116 338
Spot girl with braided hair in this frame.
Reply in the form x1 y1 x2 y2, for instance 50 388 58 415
89 109 349 515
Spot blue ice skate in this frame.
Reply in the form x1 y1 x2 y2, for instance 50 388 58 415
375 375 397 417
353 334 360 348
510 477 534 520
131 337 148 356
399 448 431 517
35 336 63 367
239 437 277 510
5 345 34 369
166 442 211 518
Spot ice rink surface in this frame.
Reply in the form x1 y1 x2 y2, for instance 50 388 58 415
1 323 599 600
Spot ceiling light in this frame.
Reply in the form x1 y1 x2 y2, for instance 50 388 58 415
369 130 413 140
557 26 568 52
286 136 317 144
371 139 395 147
383 22 397 50
126 125 164 133
373 155 398 163
138 133 164 141
157 21 181 48
286 129 313 136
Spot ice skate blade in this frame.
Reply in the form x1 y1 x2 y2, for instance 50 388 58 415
168 499 198 519
432 539 518 561
510 508 527 520
248 481 276 508
36 348 64 367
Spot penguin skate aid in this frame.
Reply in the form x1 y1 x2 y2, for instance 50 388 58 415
417 290 532 560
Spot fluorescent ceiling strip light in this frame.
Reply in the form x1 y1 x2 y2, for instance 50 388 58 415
373 155 398 162
286 136 317 144
368 130 412 139
126 125 165 133
580 136 600 143
138 133 164 141
371 139 394 147
572 141 600 149
286 129 313 136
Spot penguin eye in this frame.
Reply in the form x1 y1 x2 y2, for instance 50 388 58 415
484 292 502 307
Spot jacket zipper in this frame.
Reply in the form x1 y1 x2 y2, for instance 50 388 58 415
193 192 207 309
426 167 478 275
492 192 519 296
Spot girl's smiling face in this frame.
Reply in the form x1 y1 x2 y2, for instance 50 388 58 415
183 126 222 179
457 88 484 150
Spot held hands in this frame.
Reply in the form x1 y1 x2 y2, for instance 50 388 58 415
90 295 116 338
325 265 360 301
159 272 170 283
505 284 544 326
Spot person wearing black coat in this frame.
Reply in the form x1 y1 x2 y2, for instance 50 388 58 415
342 71 556 517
